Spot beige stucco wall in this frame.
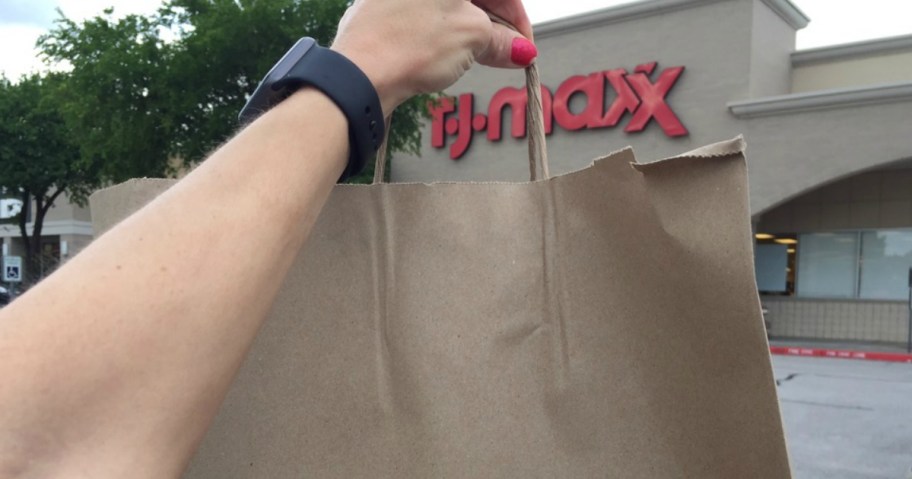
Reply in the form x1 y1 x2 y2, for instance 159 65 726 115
395 0 759 183
392 0 912 218
60 233 93 260
738 101 912 214
44 192 91 223
792 51 912 93
749 0 795 98
757 165 912 233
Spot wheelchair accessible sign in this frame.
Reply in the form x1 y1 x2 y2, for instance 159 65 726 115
3 256 22 282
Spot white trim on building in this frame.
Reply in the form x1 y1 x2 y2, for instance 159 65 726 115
0 220 94 238
792 34 912 66
758 0 809 29
533 0 807 39
728 82 912 118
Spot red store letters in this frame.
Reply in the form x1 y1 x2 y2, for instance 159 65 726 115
430 62 688 160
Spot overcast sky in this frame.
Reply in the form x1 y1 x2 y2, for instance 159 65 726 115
2 0 912 80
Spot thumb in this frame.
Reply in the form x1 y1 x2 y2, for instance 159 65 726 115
475 23 538 69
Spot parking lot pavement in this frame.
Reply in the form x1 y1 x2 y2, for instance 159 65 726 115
772 355 912 479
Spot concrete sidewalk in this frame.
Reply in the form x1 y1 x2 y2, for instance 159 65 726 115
773 355 912 479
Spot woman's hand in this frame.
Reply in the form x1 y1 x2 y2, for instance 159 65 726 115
331 0 536 115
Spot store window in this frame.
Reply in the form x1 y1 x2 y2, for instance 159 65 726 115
755 229 912 300
796 233 858 298
859 231 912 300
754 233 797 295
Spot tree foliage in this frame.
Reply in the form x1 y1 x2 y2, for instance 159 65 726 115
39 0 432 183
0 74 102 284
0 0 434 283
158 0 351 163
39 10 175 181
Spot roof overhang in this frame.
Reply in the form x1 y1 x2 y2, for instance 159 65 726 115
793 34 912 66
533 0 808 39
759 0 809 30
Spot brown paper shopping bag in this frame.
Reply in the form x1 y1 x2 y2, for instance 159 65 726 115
90 64 791 478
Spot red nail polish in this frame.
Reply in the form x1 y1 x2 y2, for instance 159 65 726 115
511 38 538 66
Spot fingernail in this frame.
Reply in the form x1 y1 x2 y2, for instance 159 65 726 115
511 38 538 66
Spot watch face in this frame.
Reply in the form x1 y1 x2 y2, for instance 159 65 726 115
239 37 316 124
265 37 317 87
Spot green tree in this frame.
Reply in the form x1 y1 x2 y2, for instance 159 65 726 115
40 0 432 184
0 74 103 285
39 9 176 181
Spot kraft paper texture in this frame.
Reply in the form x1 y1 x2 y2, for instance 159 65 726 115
90 136 791 478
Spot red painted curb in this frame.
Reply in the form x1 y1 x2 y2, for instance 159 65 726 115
770 346 912 363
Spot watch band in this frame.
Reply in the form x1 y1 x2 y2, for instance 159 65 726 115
239 38 386 182
275 43 385 181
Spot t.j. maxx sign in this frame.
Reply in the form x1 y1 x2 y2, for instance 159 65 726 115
430 62 688 159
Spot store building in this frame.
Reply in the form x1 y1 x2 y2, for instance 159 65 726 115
0 194 92 279
394 0 912 344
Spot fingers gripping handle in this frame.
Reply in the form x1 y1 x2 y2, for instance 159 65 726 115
373 14 548 184
476 11 549 181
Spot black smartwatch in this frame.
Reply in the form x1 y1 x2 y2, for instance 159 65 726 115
239 37 385 181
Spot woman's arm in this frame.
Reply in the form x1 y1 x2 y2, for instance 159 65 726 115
0 1 535 478
0 89 348 479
